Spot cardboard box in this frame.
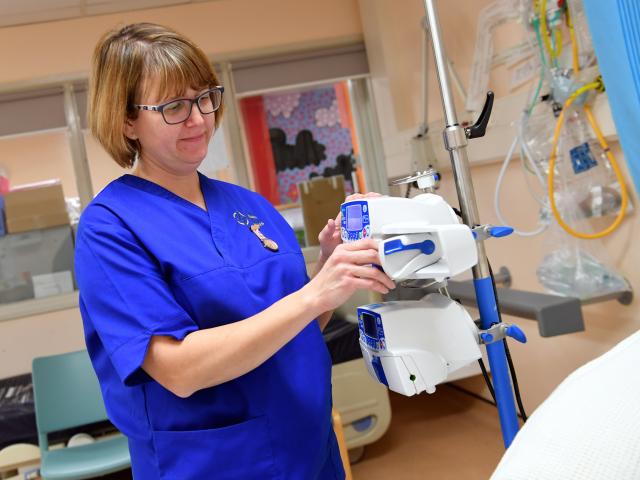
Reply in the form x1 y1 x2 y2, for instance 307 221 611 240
298 175 345 247
0 225 76 304
4 180 69 234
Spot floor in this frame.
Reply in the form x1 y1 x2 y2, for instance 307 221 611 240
350 385 506 480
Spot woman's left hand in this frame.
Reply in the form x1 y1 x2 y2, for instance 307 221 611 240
317 192 382 266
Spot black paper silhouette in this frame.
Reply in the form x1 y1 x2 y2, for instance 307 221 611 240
269 128 326 171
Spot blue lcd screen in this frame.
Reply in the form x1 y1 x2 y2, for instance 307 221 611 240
346 204 363 231
362 312 378 339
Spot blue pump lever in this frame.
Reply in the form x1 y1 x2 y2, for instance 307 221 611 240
383 238 436 256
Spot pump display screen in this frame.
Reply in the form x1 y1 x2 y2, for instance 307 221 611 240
346 204 363 231
362 312 378 339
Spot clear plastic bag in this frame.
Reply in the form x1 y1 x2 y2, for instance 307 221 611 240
535 105 628 299
537 241 628 299
520 100 556 175
553 109 622 224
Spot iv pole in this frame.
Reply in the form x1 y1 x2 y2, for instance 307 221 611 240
423 0 521 447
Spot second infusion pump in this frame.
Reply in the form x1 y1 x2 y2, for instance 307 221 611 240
357 297 482 395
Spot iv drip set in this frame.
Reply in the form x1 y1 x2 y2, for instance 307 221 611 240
465 0 632 301
494 0 630 243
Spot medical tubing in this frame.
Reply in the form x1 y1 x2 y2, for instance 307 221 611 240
532 14 555 98
447 383 494 407
478 358 497 404
451 207 524 430
517 113 548 204
493 22 549 236
503 339 527 421
519 151 547 207
548 82 629 239
528 66 545 114
521 17 554 206
488 261 528 422
494 109 549 237
474 277 520 447
539 0 552 62
539 0 561 65
532 17 548 70
565 2 581 73
494 130 547 236
553 23 563 60
551 3 628 238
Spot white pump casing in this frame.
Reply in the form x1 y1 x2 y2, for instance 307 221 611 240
357 294 482 396
340 194 478 281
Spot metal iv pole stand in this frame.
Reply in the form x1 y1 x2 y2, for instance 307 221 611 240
423 0 521 447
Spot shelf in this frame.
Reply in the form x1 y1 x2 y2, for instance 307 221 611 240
0 291 79 322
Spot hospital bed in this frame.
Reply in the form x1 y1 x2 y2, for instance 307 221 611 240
491 328 640 480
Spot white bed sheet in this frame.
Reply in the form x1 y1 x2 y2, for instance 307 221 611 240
491 329 640 480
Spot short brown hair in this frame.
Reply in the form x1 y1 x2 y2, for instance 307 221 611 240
88 23 224 168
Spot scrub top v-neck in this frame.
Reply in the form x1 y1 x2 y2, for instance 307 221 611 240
74 173 345 479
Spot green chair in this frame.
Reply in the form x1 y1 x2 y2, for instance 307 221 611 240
32 350 131 480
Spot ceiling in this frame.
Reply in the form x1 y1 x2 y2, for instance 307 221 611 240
0 0 215 28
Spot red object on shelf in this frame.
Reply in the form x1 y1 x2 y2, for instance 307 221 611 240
0 176 8 195
239 96 279 205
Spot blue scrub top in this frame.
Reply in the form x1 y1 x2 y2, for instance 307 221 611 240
75 173 345 480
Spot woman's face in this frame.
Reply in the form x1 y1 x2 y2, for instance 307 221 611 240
125 83 216 176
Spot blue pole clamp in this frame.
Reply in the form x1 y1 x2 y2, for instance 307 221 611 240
489 226 514 238
506 325 527 343
474 277 521 447
472 225 514 241
480 324 527 345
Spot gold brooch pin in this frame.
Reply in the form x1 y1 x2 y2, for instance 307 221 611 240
250 223 279 252
234 211 279 252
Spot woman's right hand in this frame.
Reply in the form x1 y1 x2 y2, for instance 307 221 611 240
303 238 396 314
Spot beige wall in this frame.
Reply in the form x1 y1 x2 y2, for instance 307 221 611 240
0 130 78 196
359 0 527 132
0 308 85 378
359 0 640 411
0 0 362 86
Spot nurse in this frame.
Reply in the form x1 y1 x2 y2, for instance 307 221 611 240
75 22 395 479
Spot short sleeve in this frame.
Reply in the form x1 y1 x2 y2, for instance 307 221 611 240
75 211 198 386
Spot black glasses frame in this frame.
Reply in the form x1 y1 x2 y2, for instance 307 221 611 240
133 86 224 125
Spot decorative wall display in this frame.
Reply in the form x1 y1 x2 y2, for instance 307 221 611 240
241 82 360 205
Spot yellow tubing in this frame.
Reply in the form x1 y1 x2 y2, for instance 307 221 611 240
540 0 563 62
540 0 555 62
566 4 580 73
554 26 563 59
548 82 629 239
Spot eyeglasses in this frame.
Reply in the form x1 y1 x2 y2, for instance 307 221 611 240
133 86 224 125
